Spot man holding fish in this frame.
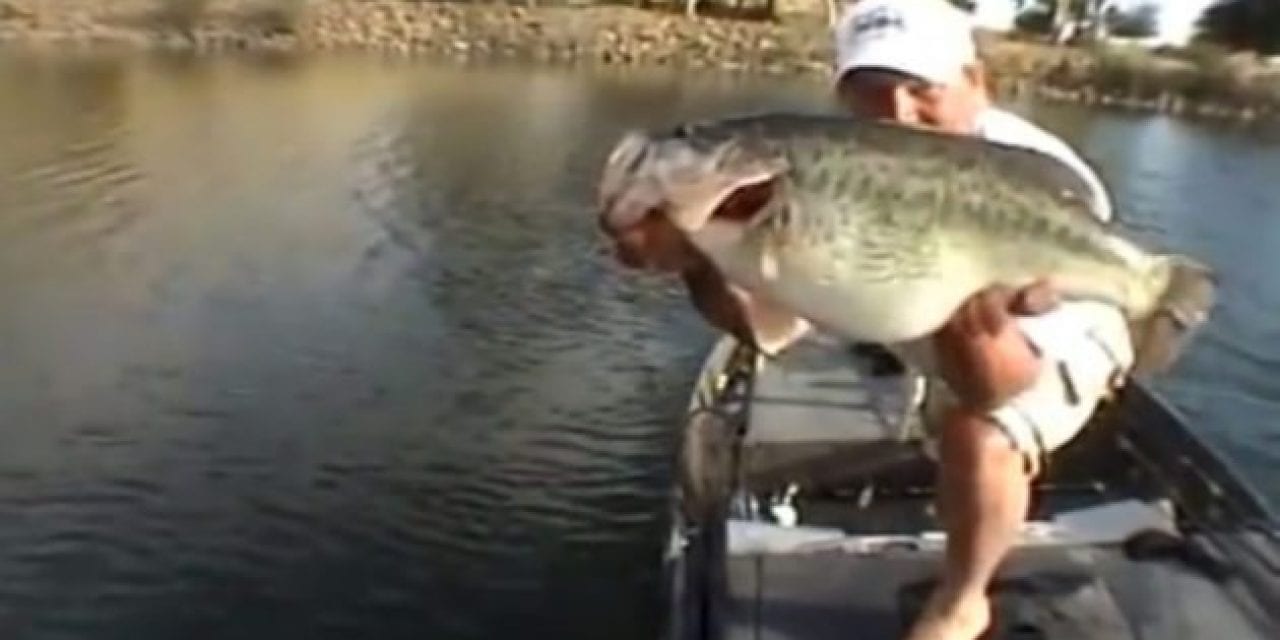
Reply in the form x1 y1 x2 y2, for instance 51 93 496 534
597 1 1213 639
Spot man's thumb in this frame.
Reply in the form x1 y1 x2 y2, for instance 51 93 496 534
1012 280 1059 315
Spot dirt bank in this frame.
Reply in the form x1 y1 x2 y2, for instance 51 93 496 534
1 1 1277 122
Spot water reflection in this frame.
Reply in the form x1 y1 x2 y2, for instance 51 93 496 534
0 55 141 266
0 53 1277 639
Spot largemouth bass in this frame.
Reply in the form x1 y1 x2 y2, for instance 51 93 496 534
597 112 1216 376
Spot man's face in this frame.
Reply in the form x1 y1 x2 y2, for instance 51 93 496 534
835 66 986 135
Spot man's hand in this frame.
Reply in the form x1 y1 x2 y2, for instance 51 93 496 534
932 281 1059 411
605 210 702 273
601 211 809 353
604 210 749 335
683 259 811 354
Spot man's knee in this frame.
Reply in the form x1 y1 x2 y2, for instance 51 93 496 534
939 408 1027 473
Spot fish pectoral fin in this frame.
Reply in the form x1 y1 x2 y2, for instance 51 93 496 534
760 240 780 281
734 287 811 357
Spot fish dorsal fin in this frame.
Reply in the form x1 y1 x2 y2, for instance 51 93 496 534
950 131 1110 226
1005 149 1107 223
852 116 1111 226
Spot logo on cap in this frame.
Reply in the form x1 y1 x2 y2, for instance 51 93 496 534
850 6 905 39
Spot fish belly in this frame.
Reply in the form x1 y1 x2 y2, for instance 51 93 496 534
729 245 984 344
781 276 969 343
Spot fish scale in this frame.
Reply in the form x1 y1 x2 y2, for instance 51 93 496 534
761 132 1125 286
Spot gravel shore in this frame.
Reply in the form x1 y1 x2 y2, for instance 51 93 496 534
1 1 1276 122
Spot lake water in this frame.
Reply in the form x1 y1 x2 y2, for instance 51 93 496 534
0 52 1277 639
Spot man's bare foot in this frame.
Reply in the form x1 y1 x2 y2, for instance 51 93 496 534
903 587 992 640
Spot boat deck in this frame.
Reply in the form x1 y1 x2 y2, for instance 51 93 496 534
722 540 1266 639
691 336 1280 640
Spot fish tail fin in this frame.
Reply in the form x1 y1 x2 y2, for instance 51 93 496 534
1129 255 1217 377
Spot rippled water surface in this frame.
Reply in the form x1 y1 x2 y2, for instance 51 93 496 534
0 52 1278 639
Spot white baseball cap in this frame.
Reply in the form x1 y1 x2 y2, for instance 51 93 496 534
832 0 978 87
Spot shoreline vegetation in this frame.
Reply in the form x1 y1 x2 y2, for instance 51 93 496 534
2 1 1279 122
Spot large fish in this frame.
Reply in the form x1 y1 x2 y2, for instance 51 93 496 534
597 112 1216 376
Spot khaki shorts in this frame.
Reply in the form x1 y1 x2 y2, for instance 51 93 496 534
910 301 1134 475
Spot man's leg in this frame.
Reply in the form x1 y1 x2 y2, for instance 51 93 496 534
904 302 1131 640
905 409 1031 640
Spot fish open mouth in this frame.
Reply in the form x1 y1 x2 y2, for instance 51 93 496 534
596 130 787 265
599 169 779 238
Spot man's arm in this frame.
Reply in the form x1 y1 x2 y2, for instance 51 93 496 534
682 256 811 355
681 257 755 343
603 211 811 354
932 282 1059 412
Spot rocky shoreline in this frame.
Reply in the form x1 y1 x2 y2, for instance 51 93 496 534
1 1 1277 123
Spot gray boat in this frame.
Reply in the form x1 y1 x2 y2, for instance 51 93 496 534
662 334 1280 639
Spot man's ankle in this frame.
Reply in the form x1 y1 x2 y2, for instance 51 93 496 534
908 583 993 640
932 579 987 609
